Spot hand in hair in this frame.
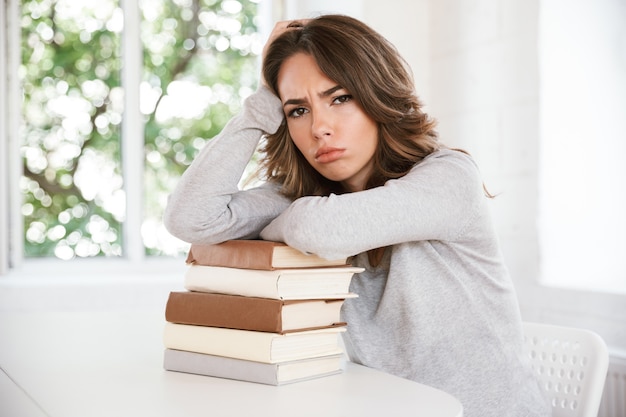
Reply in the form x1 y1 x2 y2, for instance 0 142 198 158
261 19 309 87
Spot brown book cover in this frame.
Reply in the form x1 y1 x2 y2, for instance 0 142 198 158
185 240 349 270
165 291 347 333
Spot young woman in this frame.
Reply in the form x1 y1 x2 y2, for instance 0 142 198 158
164 15 550 417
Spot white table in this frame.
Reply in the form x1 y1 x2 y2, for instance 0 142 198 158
0 310 463 417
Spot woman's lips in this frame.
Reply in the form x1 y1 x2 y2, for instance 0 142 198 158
315 147 345 163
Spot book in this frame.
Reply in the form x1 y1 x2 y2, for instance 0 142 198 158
186 240 349 270
165 291 348 333
163 349 344 385
163 323 345 363
184 264 363 300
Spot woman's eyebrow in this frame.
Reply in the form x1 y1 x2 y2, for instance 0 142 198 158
319 85 343 97
283 85 344 108
283 97 306 108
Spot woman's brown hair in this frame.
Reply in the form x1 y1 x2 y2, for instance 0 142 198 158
260 14 440 199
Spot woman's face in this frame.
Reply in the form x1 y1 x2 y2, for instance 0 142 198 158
277 53 378 192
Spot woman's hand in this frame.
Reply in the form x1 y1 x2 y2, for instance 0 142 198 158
261 19 309 87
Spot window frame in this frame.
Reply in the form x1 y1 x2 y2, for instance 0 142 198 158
1 0 22 275
1 0 275 278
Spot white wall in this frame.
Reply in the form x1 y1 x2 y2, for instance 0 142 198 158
428 0 541 297
539 0 626 293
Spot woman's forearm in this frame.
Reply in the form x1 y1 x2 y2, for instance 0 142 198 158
164 86 287 244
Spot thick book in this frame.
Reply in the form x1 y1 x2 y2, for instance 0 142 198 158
163 349 344 385
186 240 349 270
184 264 363 300
163 323 345 363
165 291 347 333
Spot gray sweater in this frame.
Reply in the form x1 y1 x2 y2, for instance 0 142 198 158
164 87 551 417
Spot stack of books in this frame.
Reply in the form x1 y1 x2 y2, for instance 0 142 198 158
162 239 363 385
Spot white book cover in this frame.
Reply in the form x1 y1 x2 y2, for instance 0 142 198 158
163 323 346 363
163 349 344 385
184 265 362 300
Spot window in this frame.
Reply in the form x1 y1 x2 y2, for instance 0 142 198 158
538 0 626 293
2 0 270 272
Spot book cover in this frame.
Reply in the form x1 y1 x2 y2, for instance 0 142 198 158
183 264 363 300
163 349 344 385
165 291 348 333
186 240 349 270
163 323 345 363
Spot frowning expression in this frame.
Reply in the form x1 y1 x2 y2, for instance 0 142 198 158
277 53 379 192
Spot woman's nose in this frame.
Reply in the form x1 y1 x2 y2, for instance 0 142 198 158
311 111 333 140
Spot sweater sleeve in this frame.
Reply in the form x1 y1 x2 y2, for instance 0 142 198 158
163 86 292 244
259 150 486 259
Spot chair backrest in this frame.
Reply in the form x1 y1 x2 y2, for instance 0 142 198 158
522 322 609 417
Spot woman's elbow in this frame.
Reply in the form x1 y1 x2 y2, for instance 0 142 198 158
163 198 250 245
162 197 213 243
163 202 194 243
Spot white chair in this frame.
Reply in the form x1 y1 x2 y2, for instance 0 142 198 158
522 322 609 417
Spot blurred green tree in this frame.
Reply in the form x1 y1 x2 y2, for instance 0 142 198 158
20 0 261 259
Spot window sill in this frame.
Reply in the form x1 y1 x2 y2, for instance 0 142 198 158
0 257 187 312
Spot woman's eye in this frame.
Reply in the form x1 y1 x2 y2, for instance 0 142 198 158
288 107 308 118
333 94 353 104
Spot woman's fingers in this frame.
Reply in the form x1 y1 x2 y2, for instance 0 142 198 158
262 19 309 60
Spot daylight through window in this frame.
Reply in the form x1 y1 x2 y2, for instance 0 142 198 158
19 0 263 260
